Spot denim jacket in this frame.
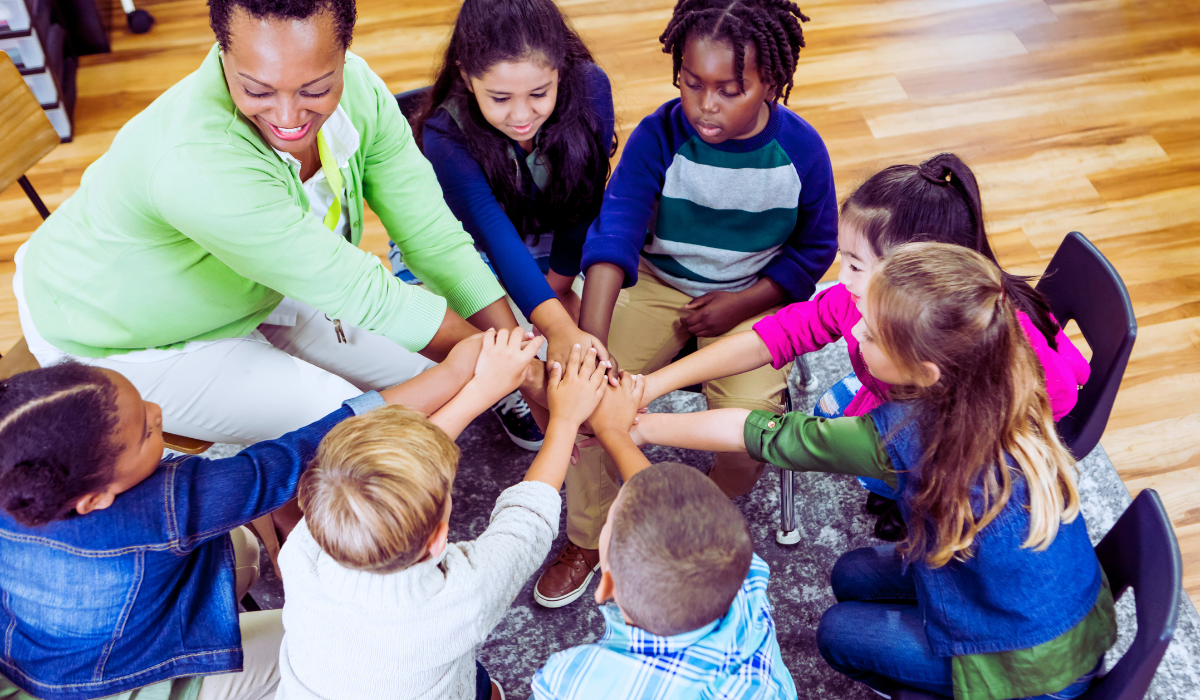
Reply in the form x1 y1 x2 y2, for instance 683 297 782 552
870 401 1102 657
0 392 383 700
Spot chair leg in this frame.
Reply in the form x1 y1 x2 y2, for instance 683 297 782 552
18 176 51 221
776 468 801 545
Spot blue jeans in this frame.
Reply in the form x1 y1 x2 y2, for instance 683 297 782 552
476 660 493 700
816 546 1099 699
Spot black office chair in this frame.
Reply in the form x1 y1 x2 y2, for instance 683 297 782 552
891 488 1182 700
1035 231 1137 459
395 86 432 122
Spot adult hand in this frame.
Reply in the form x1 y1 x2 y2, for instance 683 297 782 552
682 290 752 338
440 331 485 379
544 322 612 380
547 344 608 428
468 328 545 407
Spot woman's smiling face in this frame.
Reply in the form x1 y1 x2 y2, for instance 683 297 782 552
221 7 345 156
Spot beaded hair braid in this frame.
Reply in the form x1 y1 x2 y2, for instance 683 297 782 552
659 0 810 104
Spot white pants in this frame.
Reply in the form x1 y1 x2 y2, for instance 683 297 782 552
196 610 285 700
16 288 434 444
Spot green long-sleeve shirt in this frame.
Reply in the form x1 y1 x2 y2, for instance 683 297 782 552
744 410 1116 700
22 45 504 358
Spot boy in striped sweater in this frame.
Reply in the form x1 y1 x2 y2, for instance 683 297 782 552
533 0 837 610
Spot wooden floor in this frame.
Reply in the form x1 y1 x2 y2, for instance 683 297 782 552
2 0 1198 603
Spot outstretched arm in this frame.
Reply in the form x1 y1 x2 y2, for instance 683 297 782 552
633 409 752 453
429 329 544 439
641 331 773 406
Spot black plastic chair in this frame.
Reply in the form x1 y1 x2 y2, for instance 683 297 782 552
394 86 432 121
891 488 1182 700
1035 231 1137 459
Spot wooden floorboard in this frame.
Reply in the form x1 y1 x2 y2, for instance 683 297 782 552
1 0 1198 604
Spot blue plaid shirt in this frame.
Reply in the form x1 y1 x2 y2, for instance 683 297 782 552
531 555 797 699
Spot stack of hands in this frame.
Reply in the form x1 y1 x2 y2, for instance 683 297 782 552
446 329 656 479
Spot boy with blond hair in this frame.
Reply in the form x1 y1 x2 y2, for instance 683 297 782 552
531 376 798 699
276 331 608 700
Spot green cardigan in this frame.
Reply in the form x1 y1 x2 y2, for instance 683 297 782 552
21 45 504 358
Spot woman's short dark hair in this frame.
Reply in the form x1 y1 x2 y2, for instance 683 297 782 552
209 0 357 51
0 364 122 527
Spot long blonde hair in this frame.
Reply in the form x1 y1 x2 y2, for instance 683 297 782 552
869 242 1080 568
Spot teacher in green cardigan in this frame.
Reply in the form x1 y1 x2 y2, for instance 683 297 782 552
15 0 535 447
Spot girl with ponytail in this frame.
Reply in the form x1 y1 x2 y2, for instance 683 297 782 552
636 152 1090 539
627 243 1115 700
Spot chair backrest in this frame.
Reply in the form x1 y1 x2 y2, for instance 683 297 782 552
1035 231 1136 458
394 86 433 122
1080 488 1181 700
0 53 60 194
893 488 1181 700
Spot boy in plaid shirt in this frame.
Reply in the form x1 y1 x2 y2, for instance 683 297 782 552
532 379 797 699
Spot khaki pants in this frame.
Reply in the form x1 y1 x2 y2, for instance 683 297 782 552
565 260 791 548
197 528 284 700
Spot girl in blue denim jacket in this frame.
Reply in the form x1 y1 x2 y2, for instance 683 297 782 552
629 243 1117 700
0 329 533 700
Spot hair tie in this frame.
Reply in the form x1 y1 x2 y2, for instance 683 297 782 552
919 167 950 186
998 286 1006 303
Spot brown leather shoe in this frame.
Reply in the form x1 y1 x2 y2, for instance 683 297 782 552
534 541 601 608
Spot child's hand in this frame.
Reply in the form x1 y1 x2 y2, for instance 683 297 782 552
683 291 750 337
589 371 645 437
469 328 545 404
547 344 607 427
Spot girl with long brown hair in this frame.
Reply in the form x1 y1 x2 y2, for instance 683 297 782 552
621 243 1116 700
635 153 1091 541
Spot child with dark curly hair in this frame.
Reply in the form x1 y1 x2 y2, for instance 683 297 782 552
537 0 838 610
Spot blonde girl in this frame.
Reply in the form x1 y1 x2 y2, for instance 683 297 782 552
625 243 1115 700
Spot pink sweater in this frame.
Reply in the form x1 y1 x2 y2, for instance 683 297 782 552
753 283 1091 420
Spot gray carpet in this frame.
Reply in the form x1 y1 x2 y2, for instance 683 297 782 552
218 340 1200 699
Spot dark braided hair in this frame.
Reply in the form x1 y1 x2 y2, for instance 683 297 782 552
842 153 1062 349
413 0 615 241
209 0 357 51
0 363 122 527
659 0 810 104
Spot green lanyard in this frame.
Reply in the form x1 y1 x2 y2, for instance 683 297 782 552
315 130 348 343
315 130 343 233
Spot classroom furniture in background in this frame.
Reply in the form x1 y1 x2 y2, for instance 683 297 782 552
0 0 75 140
0 52 59 217
1036 231 1138 459
891 488 1182 700
395 85 431 122
775 231 1137 545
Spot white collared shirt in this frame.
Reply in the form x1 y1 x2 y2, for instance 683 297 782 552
272 104 360 243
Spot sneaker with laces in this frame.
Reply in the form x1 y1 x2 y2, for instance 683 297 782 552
534 541 601 608
492 390 544 451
